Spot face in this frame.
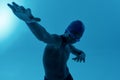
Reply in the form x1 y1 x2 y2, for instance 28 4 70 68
64 29 82 44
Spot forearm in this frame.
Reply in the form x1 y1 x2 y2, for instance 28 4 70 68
69 45 82 56
72 49 82 56
26 22 50 41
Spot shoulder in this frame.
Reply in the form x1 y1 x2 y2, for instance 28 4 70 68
51 34 61 41
49 34 63 47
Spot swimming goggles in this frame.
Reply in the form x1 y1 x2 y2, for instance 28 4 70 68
65 29 80 42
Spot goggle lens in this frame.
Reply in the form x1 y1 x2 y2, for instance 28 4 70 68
65 29 80 42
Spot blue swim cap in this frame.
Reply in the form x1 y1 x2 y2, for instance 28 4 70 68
66 20 85 36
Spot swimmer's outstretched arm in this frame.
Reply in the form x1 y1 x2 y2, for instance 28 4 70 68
7 2 61 44
26 22 61 45
69 45 86 63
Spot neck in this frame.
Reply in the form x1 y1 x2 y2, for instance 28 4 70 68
60 35 68 47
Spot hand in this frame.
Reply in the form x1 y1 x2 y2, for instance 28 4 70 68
7 2 41 23
72 51 86 63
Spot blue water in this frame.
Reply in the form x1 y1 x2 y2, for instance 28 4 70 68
0 0 120 80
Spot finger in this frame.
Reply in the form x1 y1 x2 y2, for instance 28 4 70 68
20 6 26 11
72 58 77 62
76 58 79 62
72 57 76 60
83 58 85 63
72 58 75 61
34 17 41 22
7 3 16 11
81 57 85 63
12 2 19 7
80 58 83 63
74 58 77 61
27 8 31 13
26 8 32 16
13 2 23 12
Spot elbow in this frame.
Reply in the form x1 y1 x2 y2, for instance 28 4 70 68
33 33 43 41
35 35 50 43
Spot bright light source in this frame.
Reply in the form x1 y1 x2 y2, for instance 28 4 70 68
0 1 25 43
0 4 15 42
0 0 25 54
0 10 13 40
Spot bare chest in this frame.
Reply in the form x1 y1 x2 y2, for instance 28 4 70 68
43 44 70 62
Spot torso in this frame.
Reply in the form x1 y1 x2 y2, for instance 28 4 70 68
43 43 71 80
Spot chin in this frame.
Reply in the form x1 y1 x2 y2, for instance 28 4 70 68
68 41 77 44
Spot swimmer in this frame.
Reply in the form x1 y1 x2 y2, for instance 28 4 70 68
8 2 86 80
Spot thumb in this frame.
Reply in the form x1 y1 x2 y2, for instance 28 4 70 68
33 17 41 22
72 57 77 60
27 8 31 13
72 58 75 60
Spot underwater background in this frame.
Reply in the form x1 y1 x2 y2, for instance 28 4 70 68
0 0 120 80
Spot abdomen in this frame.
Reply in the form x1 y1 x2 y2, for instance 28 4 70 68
42 44 70 80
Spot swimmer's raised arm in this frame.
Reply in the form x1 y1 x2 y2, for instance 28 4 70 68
7 2 61 44
26 22 61 45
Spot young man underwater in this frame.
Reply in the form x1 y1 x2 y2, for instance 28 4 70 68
8 2 86 80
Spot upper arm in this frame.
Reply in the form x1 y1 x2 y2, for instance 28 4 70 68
27 22 62 45
43 34 62 45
